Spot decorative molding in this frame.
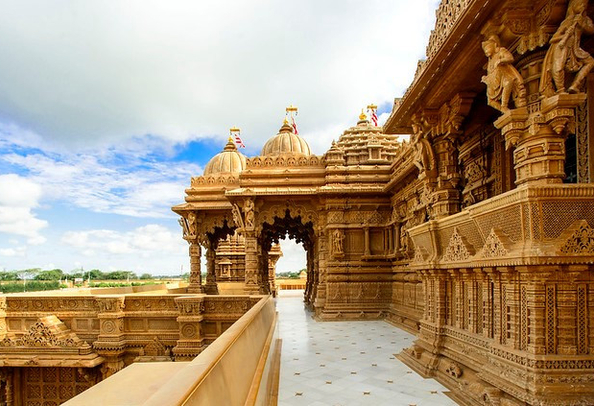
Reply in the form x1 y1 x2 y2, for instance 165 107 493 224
478 228 510 258
442 227 474 262
0 316 89 349
558 220 594 255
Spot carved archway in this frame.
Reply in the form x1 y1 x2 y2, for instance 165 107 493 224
258 209 317 306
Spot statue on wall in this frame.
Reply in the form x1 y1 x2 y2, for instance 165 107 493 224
187 211 198 238
540 0 594 97
244 199 255 229
481 35 527 112
332 229 345 256
411 119 436 177
231 204 244 229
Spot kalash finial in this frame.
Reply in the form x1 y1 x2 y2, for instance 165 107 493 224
359 109 368 121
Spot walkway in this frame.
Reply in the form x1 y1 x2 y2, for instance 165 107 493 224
276 290 456 406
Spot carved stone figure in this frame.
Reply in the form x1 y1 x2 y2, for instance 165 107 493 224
332 229 345 255
400 226 410 253
411 120 436 175
244 199 255 229
540 0 594 96
187 211 198 238
481 35 526 112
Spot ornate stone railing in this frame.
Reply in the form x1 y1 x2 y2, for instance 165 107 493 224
63 296 279 406
408 184 594 268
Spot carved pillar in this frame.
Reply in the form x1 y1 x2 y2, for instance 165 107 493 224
432 136 461 218
188 242 204 293
432 270 449 325
314 228 327 313
94 296 126 379
495 95 586 185
173 296 205 361
557 271 581 355
523 269 548 355
258 248 270 295
243 231 259 295
364 227 371 256
204 247 219 295
499 267 517 348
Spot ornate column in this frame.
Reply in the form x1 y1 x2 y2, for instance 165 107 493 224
364 227 371 256
204 246 219 295
258 248 270 295
94 296 126 379
187 242 204 293
173 296 205 361
242 198 260 295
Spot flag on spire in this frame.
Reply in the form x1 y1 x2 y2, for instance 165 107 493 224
367 104 378 126
230 127 245 148
291 115 299 135
286 105 299 135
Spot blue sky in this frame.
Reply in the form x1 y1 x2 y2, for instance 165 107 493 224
0 0 439 275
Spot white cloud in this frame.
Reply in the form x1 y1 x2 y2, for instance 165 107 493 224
0 174 47 244
0 246 26 257
62 224 185 258
2 142 201 218
275 238 307 273
0 0 438 152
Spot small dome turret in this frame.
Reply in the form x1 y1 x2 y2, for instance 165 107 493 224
203 137 247 176
260 119 312 156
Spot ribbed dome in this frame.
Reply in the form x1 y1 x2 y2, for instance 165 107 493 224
203 138 247 176
261 121 311 156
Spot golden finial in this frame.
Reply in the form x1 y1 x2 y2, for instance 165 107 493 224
283 117 289 125
228 136 234 142
359 109 367 121
286 104 298 114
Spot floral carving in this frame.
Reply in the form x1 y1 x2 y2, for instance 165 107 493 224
559 220 594 254
479 228 509 258
0 316 87 348
442 228 474 262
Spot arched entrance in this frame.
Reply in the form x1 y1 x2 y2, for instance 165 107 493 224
259 210 316 308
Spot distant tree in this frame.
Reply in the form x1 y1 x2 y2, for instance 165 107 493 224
0 271 19 281
35 269 65 281
104 270 137 280
139 273 152 280
16 268 40 281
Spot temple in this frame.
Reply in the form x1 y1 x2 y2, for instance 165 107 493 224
0 0 593 404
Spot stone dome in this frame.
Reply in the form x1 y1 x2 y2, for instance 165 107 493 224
203 138 247 176
261 121 312 156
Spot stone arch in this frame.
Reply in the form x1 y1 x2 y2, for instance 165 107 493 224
257 208 318 308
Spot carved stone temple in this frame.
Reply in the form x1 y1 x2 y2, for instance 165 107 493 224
1 0 594 405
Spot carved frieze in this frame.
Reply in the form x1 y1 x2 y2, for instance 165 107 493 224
478 228 510 258
558 220 594 254
442 228 474 262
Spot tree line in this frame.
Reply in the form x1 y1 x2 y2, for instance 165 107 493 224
0 268 156 281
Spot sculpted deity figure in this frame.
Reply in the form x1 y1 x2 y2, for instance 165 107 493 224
332 229 345 255
481 35 526 112
186 211 198 238
231 204 244 229
244 199 255 229
540 0 594 96
400 226 410 253
411 119 436 175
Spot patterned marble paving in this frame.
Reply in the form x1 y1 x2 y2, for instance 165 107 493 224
276 290 456 406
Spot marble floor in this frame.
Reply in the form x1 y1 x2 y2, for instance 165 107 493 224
276 290 456 406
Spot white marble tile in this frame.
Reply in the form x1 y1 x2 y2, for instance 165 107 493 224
276 290 456 406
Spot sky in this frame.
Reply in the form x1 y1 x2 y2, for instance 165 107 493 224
0 0 440 275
